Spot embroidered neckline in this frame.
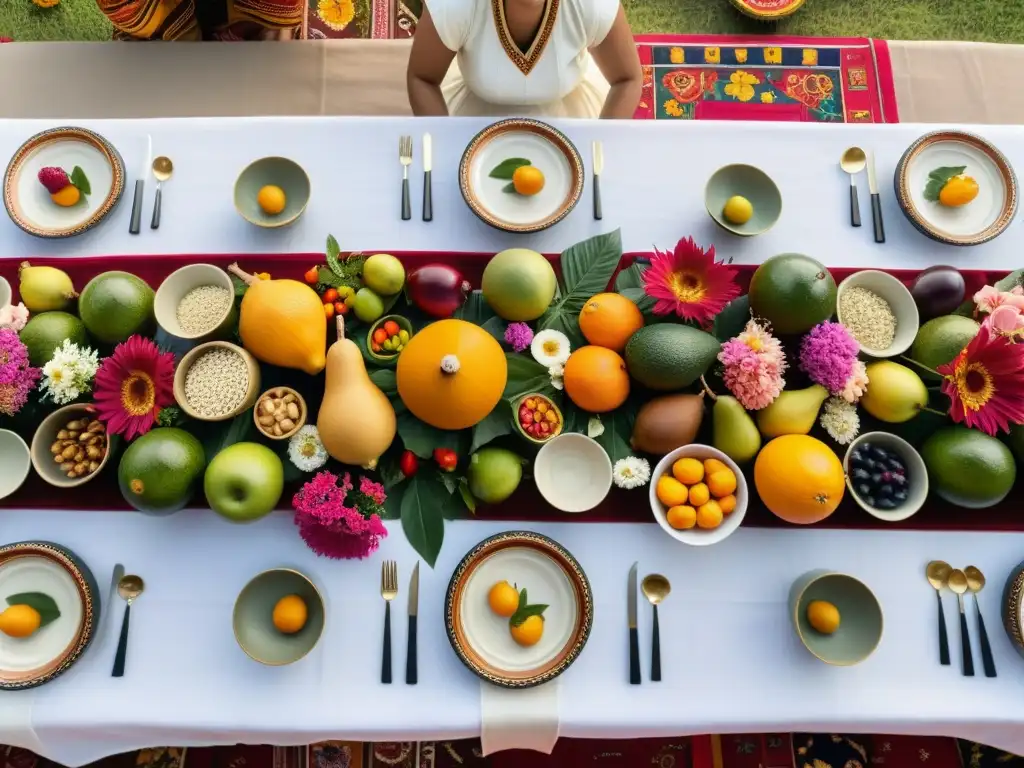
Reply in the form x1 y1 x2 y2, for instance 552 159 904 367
491 0 559 76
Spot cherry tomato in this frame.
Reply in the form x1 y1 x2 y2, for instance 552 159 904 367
324 303 335 319
322 288 339 304
304 267 320 284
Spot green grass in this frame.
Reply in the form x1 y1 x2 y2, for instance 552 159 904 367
2 0 1023 44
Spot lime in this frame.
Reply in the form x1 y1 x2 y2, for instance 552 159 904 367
79 271 154 345
353 287 385 323
467 447 523 504
362 254 406 296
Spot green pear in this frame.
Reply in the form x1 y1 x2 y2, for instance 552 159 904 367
712 395 761 464
756 385 828 438
861 361 928 423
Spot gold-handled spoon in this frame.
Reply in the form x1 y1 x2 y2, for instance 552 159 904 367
965 566 997 677
150 156 173 230
112 574 144 678
947 569 975 677
926 561 952 666
641 574 670 682
840 147 866 228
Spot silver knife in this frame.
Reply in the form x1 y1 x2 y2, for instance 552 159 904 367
592 140 604 221
628 561 640 684
102 563 125 642
406 561 419 684
129 135 152 235
866 150 885 244
422 134 433 222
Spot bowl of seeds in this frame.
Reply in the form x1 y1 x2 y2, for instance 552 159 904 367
154 263 237 341
174 341 261 422
253 387 307 440
30 405 111 488
837 270 919 358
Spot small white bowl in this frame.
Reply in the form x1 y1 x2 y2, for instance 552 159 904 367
0 429 31 500
843 432 928 522
0 276 11 309
154 263 236 341
836 270 919 358
534 433 612 513
649 444 748 546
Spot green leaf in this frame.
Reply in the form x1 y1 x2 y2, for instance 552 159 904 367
70 166 91 196
317 265 346 289
458 478 477 514
923 166 967 202
592 403 636 464
377 451 405 490
326 235 345 277
489 158 531 179
480 315 506 343
381 477 404 519
6 592 61 628
369 368 397 397
503 354 555 402
453 291 497 325
199 412 252 462
509 586 548 626
614 262 644 291
995 269 1024 293
713 295 751 342
502 183 517 194
399 472 448 567
471 403 514 452
396 404 465 459
230 275 249 299
618 287 655 313
539 230 623 346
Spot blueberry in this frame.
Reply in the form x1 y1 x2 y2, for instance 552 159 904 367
894 488 909 502
850 448 864 464
862 458 876 471
871 473 883 484
857 483 872 496
871 447 889 462
891 474 907 488
862 495 876 507
852 468 870 482
881 471 893 483
887 458 904 472
879 484 894 498
877 497 897 510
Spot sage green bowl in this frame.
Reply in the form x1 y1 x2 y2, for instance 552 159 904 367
789 569 883 666
233 568 325 666
705 164 782 237
234 157 310 229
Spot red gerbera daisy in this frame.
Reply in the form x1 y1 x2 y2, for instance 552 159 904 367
93 335 175 440
641 236 741 326
938 322 1024 436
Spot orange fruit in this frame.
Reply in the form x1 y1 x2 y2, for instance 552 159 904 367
512 166 545 196
257 185 287 215
703 458 729 476
672 457 704 485
50 185 80 207
563 346 630 413
806 600 841 634
488 581 520 618
656 475 688 507
938 175 979 208
718 494 737 514
0 604 42 638
510 615 544 646
707 470 737 498
696 500 724 529
688 482 710 507
754 435 845 525
666 505 697 530
272 595 308 634
578 293 644 352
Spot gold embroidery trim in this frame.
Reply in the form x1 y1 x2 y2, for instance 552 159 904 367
490 0 559 76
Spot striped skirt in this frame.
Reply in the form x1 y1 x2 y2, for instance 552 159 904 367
96 0 304 40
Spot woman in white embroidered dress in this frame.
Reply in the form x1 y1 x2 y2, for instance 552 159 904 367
407 0 642 118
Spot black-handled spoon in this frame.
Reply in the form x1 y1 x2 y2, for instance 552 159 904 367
926 560 951 666
112 574 144 678
966 565 997 677
949 568 975 677
641 574 670 682
840 147 866 228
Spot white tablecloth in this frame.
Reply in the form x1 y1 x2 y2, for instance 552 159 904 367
2 116 1024 765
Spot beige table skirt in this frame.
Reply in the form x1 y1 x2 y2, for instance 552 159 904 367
1 39 1023 123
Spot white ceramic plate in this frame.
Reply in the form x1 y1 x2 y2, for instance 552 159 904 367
459 119 583 233
3 127 125 238
446 532 592 688
895 130 1018 246
534 433 612 513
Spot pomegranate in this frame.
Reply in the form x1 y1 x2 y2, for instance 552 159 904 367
407 264 471 318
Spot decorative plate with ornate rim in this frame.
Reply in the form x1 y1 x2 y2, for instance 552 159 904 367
459 119 584 234
445 531 592 688
0 541 100 690
1001 560 1024 660
3 127 126 239
894 130 1018 247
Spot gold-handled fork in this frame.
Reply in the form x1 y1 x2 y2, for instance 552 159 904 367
399 136 413 221
381 559 398 683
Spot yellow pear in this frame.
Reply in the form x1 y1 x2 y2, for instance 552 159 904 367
756 385 828 438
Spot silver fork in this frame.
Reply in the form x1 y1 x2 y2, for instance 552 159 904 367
399 136 413 221
381 559 398 683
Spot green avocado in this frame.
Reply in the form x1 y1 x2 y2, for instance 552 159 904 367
79 271 154 345
748 254 837 336
909 315 980 380
624 323 720 391
922 426 1016 509
19 311 88 367
118 428 206 515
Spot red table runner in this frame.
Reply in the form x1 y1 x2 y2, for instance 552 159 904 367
0 252 1014 533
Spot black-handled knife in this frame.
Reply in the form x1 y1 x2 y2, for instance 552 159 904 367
628 561 640 684
422 134 433 222
866 150 885 243
406 561 419 684
129 135 151 235
592 140 603 221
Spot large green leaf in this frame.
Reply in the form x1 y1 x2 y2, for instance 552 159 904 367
614 263 655 313
995 269 1024 292
198 412 252 463
592 403 636 464
713 295 750 342
471 403 514 452
5 592 60 628
369 368 397 396
503 354 555 402
453 291 497 325
395 403 466 459
539 230 623 345
480 315 506 343
399 472 449 566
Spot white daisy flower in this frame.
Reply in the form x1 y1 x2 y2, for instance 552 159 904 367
548 363 565 391
288 425 329 472
587 416 605 439
531 329 571 367
40 340 100 405
613 456 651 490
820 397 860 445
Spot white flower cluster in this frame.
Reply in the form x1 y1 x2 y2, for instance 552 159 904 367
288 425 329 472
40 340 100 405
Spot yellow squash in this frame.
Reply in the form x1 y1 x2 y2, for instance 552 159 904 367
318 316 396 470
228 264 326 374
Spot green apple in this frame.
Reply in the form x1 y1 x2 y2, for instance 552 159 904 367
204 442 284 523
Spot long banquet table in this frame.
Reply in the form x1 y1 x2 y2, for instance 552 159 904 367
2 117 1024 767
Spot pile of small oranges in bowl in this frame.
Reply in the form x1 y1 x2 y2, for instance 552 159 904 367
648 445 748 546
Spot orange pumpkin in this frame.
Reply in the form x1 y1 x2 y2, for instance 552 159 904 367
754 435 845 524
396 319 507 431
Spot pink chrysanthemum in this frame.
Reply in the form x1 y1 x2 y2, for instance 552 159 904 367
717 319 787 410
0 329 40 417
503 322 534 353
293 471 388 560
92 335 175 440
974 284 1024 315
800 321 859 395
641 237 741 326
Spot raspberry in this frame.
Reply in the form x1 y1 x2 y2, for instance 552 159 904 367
38 167 70 195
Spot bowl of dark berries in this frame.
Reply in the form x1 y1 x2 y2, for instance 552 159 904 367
843 432 928 522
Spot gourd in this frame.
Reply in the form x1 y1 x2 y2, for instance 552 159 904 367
318 316 396 470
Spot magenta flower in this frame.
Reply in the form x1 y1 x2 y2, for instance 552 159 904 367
717 319 787 410
0 329 40 416
293 471 388 560
503 322 534 353
800 321 860 395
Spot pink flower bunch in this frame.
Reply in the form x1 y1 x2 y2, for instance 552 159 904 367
504 322 534 353
292 471 388 560
717 319 787 410
974 284 1024 315
982 303 1024 340
0 329 40 417
800 321 860 395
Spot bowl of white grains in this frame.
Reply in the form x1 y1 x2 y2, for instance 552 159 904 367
836 270 919 358
154 263 237 341
174 341 261 422
253 387 307 440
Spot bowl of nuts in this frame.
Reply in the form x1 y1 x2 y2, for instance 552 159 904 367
30 405 111 488
254 387 307 440
174 341 261 422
